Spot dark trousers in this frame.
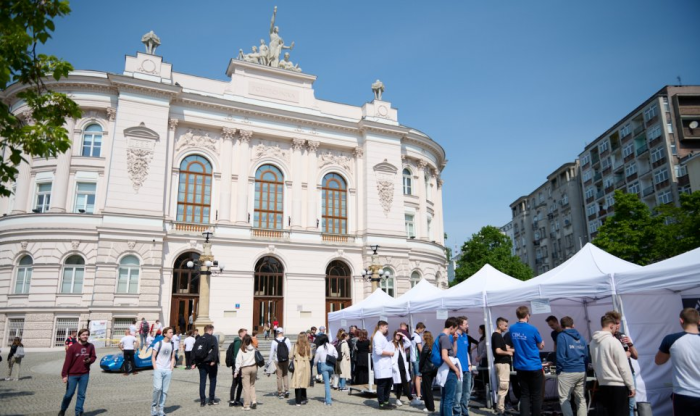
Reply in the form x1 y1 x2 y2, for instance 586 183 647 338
395 381 413 401
376 377 393 405
230 369 243 403
672 393 700 416
422 373 436 412
198 363 218 402
596 385 629 416
517 369 543 416
185 350 192 368
294 388 307 404
123 350 135 374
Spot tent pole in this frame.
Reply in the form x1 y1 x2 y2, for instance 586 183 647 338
483 295 497 409
583 300 593 340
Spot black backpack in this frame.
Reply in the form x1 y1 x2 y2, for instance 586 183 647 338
225 340 236 368
335 340 344 359
276 337 289 363
193 335 210 363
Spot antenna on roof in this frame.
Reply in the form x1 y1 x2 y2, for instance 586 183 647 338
677 76 682 86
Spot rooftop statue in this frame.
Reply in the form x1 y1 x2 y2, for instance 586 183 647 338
142 31 161 55
279 52 301 72
238 46 262 64
235 6 300 72
372 79 385 100
268 6 295 68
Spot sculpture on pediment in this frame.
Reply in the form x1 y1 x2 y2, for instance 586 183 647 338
235 7 300 72
258 40 270 66
268 6 295 68
319 150 354 173
279 52 301 72
176 129 218 153
142 31 161 55
372 79 385 100
374 160 398 217
238 46 262 64
253 141 289 162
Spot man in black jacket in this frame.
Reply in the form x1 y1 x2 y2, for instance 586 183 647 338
191 324 220 406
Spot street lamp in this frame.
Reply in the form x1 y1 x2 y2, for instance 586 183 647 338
186 232 225 275
361 245 390 292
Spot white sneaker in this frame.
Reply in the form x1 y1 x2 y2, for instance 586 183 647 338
411 398 423 405
395 399 403 406
422 408 431 413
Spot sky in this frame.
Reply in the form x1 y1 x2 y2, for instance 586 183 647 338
41 0 700 251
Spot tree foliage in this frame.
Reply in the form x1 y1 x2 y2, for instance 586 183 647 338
453 225 533 285
0 0 81 197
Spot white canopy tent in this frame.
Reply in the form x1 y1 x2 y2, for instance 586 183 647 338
327 288 394 339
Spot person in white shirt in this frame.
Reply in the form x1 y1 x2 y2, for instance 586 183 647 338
235 335 259 410
183 331 196 369
313 334 338 406
372 320 396 410
151 327 175 416
269 327 292 399
146 333 155 348
171 333 181 368
119 329 139 376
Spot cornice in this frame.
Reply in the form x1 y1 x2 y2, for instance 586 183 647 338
108 74 182 98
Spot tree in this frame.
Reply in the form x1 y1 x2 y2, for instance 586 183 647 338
593 190 662 265
655 191 700 258
453 225 533 285
0 0 81 197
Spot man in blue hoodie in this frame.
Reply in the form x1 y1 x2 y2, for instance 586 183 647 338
555 316 588 416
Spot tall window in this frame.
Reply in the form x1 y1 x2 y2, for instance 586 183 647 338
177 155 212 224
380 267 395 297
117 255 139 294
61 255 85 293
326 260 351 298
410 271 421 288
322 173 347 234
172 252 200 295
15 255 33 294
6 319 24 347
403 169 412 195
74 183 96 213
81 124 102 157
254 164 284 229
254 256 284 297
405 214 415 238
35 182 52 212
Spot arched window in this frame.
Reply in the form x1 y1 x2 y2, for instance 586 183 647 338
380 267 395 297
410 271 421 288
403 169 412 195
322 173 347 234
177 155 212 224
15 255 33 294
117 255 140 294
62 255 85 293
254 164 284 229
326 261 351 299
81 124 103 157
254 256 285 331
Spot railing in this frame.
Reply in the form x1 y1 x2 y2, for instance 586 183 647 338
252 229 289 240
613 160 624 171
633 125 645 136
174 223 210 233
643 186 655 197
594 172 602 182
322 234 350 243
636 143 649 156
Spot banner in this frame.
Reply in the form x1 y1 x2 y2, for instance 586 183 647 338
88 320 108 348
530 298 552 315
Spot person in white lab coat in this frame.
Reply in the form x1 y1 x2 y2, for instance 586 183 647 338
372 320 396 410
391 330 414 406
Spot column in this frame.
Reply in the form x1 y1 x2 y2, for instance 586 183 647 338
235 130 253 224
10 158 32 214
49 117 76 212
218 127 236 223
306 141 320 230
96 108 117 214
291 138 305 229
417 159 428 239
162 118 178 217
436 175 445 245
353 146 364 234
195 240 214 331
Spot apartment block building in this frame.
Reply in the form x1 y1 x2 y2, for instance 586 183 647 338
510 162 587 275
579 86 700 241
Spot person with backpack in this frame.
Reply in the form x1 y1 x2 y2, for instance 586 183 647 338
337 332 351 392
139 318 150 350
291 331 312 406
190 324 220 407
234 335 259 410
226 328 246 407
436 317 461 416
372 320 396 410
419 330 438 414
151 327 176 416
269 327 292 399
5 337 24 381
59 328 96 416
452 317 472 416
314 334 338 406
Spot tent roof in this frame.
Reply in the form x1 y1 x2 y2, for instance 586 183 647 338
615 246 700 294
366 278 443 316
328 288 394 321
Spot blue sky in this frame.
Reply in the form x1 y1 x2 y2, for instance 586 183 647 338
44 1 700 250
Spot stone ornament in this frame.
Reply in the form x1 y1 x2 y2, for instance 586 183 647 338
253 140 289 163
20 110 35 125
127 146 154 192
235 7 300 72
142 31 161 54
418 159 428 170
127 241 136 250
71 240 80 249
373 159 398 217
168 118 179 131
292 138 306 151
222 127 237 141
279 52 301 72
239 129 253 142
319 149 353 173
372 79 385 100
20 241 28 250
307 140 320 152
176 129 218 153
354 147 364 159
107 107 117 122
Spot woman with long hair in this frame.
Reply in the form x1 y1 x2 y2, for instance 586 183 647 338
234 335 259 410
313 334 338 406
337 332 351 391
391 330 413 406
290 332 311 406
354 329 371 385
5 337 23 381
419 330 437 413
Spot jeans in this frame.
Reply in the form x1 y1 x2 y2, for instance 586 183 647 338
61 373 90 415
440 371 458 416
8 357 21 380
152 368 172 414
339 377 346 389
629 374 637 416
198 363 218 402
123 350 135 374
140 333 147 349
557 372 586 416
376 377 393 406
317 362 334 404
516 369 543 416
453 371 472 416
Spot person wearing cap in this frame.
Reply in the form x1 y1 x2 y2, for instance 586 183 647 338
270 327 292 399
314 326 327 347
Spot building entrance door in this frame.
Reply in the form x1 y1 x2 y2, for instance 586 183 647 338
171 252 201 333
325 260 352 328
252 298 284 333
253 256 284 333
170 296 198 333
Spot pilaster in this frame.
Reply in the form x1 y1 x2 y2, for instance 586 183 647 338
235 130 253 224
219 127 236 223
291 138 305 229
306 140 320 230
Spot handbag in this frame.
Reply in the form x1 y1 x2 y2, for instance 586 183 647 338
288 360 295 373
254 349 265 367
326 354 337 367
14 346 25 359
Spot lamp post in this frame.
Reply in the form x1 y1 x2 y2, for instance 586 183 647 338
362 245 390 292
186 231 225 333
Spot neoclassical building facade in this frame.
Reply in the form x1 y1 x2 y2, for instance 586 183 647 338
0 47 447 347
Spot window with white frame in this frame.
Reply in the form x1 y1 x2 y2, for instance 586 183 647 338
6 318 24 346
380 268 395 297
599 141 609 153
74 182 96 213
628 182 640 195
582 170 592 182
581 154 590 165
405 214 415 238
586 204 597 216
402 169 412 195
605 194 615 209
561 194 569 206
651 147 665 164
648 125 662 140
601 157 611 169
410 271 421 288
625 162 637 177
81 124 103 157
654 168 669 185
657 190 673 205
117 255 139 294
674 164 687 178
662 97 670 112
644 105 658 122
666 121 673 133
15 255 33 294
61 255 85 294
604 176 614 188
35 182 52 212
54 317 79 347
623 144 634 158
620 123 631 137
585 187 595 199
589 220 599 234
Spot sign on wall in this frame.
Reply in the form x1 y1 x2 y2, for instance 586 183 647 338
89 320 108 348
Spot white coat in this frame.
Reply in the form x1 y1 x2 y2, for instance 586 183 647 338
372 331 394 379
391 338 412 384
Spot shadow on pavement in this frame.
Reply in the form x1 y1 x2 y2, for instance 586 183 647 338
0 389 35 399
83 410 107 416
164 405 181 412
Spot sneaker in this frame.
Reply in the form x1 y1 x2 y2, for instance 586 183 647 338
422 409 433 413
251 402 257 410
208 399 220 406
411 398 423 405
284 391 290 398
58 411 65 416
243 407 251 411
395 399 403 406
378 404 394 410
200 400 206 407
229 402 235 407
301 400 308 405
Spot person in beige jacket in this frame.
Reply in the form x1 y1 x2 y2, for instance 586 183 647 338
234 335 258 411
337 333 351 391
590 314 635 416
290 332 312 406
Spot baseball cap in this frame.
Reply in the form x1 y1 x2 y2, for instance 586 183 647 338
276 327 284 333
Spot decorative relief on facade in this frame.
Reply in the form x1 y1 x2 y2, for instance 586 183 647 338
431 167 439 177
252 140 289 163
418 159 428 170
267 244 276 254
319 150 353 173
20 241 28 250
127 146 154 192
137 58 159 74
222 127 237 141
307 140 320 153
239 129 253 142
168 118 179 131
292 138 306 151
437 177 444 188
21 110 35 125
373 159 398 217
71 240 80 249
107 107 117 122
176 129 219 153
127 241 136 250
354 147 364 159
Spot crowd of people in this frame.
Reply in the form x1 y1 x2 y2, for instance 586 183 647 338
1 305 694 416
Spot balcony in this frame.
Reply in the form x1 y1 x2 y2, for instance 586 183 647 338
636 143 649 156
605 185 615 194
678 174 690 187
594 172 603 182
586 196 595 203
322 233 351 243
638 167 652 178
252 228 290 240
588 213 597 220
616 178 626 188
174 223 210 233
596 190 605 199
613 160 624 171
652 157 667 169
655 179 670 190
633 125 645 136
645 115 659 127
678 105 700 116
624 153 635 163
643 186 655 197
649 135 662 148
626 172 638 181
599 208 607 216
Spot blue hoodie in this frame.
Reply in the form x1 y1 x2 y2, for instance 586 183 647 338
555 328 588 374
